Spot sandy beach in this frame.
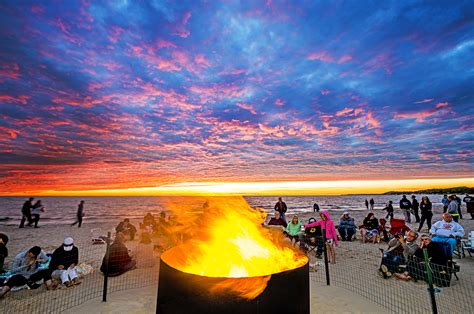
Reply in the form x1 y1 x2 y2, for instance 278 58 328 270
1 202 473 313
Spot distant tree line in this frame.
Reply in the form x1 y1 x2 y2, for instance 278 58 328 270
383 186 474 195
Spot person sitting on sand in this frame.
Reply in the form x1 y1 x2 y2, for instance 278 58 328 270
49 237 80 287
360 213 380 244
100 232 136 277
381 230 418 274
304 211 338 263
0 246 54 298
268 211 287 228
284 215 304 248
430 213 464 256
133 232 155 268
116 218 137 241
0 233 8 274
338 212 356 241
141 213 157 233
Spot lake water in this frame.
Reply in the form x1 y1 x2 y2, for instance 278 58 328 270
0 194 447 226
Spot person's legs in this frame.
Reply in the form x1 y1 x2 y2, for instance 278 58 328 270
78 216 82 228
360 228 367 243
19 215 26 228
0 275 27 297
404 210 411 223
347 227 356 241
280 212 286 224
432 237 456 256
418 215 426 232
32 214 40 228
338 226 346 241
28 268 52 288
26 213 33 226
426 213 433 230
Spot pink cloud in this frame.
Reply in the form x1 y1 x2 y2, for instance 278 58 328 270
0 63 20 81
172 11 192 38
274 99 285 107
338 54 353 64
321 89 331 95
366 111 381 128
236 102 257 114
0 94 29 105
194 54 211 67
0 126 19 139
31 5 44 14
53 95 106 108
335 108 354 117
307 51 334 63
108 26 126 43
189 84 250 104
156 39 177 49
414 98 434 104
394 102 451 122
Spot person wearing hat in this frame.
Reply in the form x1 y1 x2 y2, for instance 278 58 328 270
338 212 356 241
49 237 80 287
0 246 52 298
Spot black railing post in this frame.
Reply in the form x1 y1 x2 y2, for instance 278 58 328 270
423 248 438 314
322 233 330 285
102 232 111 302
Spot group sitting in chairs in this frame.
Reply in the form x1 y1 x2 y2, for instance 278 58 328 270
379 213 464 287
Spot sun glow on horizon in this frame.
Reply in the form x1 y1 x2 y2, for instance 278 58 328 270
2 178 472 196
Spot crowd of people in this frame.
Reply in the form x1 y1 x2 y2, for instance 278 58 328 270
0 208 169 300
267 196 470 275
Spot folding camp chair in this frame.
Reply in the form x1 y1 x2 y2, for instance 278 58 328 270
388 218 410 238
303 218 323 259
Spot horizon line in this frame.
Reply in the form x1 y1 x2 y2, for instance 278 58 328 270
1 178 472 197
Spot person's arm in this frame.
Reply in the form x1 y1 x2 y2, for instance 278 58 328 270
402 243 419 257
12 255 29 274
454 224 465 237
304 221 321 228
72 248 79 267
37 250 48 264
429 222 438 235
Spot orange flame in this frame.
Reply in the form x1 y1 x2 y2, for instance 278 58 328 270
160 196 308 299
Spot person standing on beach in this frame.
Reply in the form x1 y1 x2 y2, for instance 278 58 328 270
384 201 394 220
463 194 474 220
399 195 412 223
19 197 34 228
454 195 463 219
365 199 369 210
313 203 320 212
71 201 85 228
369 198 375 210
417 196 433 232
441 194 449 213
274 197 288 223
411 195 420 223
447 195 460 222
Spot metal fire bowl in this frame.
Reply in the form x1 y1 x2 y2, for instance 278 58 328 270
156 248 309 314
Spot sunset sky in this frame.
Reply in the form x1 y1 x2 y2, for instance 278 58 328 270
0 1 473 196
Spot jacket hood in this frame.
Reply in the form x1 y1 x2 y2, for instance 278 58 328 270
320 211 332 221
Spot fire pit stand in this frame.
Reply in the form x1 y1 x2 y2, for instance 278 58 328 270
156 255 309 314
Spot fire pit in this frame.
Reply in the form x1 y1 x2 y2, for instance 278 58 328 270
155 197 309 314
157 245 309 314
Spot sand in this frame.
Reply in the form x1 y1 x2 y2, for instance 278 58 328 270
0 202 472 313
